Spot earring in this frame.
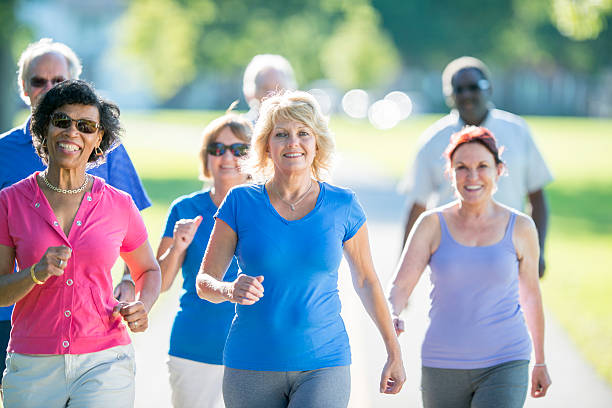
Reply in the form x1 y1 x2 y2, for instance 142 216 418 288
95 146 103 157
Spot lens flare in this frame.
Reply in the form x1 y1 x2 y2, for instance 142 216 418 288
384 91 413 120
342 89 369 118
368 99 400 130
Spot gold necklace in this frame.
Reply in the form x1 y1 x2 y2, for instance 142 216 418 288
41 171 89 194
271 179 314 211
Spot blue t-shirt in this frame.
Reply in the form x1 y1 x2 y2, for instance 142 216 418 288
163 190 239 365
0 118 151 320
216 182 366 371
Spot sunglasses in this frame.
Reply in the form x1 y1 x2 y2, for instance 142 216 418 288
29 76 66 88
206 142 249 157
50 112 101 134
453 79 490 95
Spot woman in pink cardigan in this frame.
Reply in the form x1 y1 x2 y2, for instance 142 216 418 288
0 80 161 408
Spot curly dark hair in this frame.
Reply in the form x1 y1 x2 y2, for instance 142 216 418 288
30 79 122 167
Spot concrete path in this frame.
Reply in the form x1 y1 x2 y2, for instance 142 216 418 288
131 151 612 407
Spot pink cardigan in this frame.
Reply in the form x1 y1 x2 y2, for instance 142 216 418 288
0 173 147 354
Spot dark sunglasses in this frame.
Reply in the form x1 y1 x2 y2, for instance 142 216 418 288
29 76 66 88
50 112 101 134
453 79 490 95
206 142 249 157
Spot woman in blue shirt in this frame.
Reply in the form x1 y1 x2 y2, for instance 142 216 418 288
196 91 405 408
157 112 252 408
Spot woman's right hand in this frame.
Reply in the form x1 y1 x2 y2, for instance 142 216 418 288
230 275 264 305
32 245 72 283
393 316 405 336
173 215 203 252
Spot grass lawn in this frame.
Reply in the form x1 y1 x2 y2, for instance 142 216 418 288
118 110 612 384
16 109 608 384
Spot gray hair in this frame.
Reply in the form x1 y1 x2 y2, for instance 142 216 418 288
17 38 82 105
242 54 297 105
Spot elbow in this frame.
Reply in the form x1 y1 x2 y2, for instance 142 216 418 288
195 277 211 301
195 275 225 303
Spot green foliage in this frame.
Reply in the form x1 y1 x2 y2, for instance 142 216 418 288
115 0 201 99
116 0 400 102
123 110 612 385
551 0 612 40
372 0 612 74
321 4 400 89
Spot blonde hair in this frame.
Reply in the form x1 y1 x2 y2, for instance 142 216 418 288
245 90 335 182
17 38 82 105
199 111 253 180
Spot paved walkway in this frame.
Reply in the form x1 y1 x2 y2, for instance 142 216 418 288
131 152 612 407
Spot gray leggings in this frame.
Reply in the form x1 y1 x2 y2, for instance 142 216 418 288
223 365 350 408
421 360 529 408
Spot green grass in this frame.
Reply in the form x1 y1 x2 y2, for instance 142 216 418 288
21 109 610 384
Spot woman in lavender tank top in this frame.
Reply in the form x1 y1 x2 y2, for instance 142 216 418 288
389 126 551 407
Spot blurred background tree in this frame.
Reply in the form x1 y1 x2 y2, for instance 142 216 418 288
1 0 611 119
372 0 612 72
117 0 399 101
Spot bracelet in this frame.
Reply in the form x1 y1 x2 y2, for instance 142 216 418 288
121 273 135 284
534 363 547 367
30 265 44 285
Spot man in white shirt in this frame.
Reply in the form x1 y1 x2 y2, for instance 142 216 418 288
399 56 553 277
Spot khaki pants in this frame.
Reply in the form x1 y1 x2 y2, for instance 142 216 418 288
2 344 135 408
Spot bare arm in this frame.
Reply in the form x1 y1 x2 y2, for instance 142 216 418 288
156 215 203 292
389 212 439 334
401 203 426 249
157 237 186 292
527 189 549 278
514 214 551 398
117 240 162 332
343 222 405 394
0 244 71 307
196 219 264 304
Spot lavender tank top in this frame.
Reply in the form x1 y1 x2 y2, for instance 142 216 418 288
422 211 532 369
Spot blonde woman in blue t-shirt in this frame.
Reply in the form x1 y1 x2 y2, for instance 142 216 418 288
196 91 405 408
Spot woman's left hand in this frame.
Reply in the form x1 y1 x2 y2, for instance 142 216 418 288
113 300 148 333
531 365 551 398
379 355 406 394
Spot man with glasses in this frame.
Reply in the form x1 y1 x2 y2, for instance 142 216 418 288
0 38 151 379
398 56 552 277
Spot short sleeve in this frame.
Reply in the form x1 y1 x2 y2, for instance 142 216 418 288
162 200 181 238
120 196 148 253
343 192 367 242
0 192 14 248
92 145 152 211
523 128 554 192
214 188 238 233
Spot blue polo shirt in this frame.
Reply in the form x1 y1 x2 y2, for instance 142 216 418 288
0 117 151 320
